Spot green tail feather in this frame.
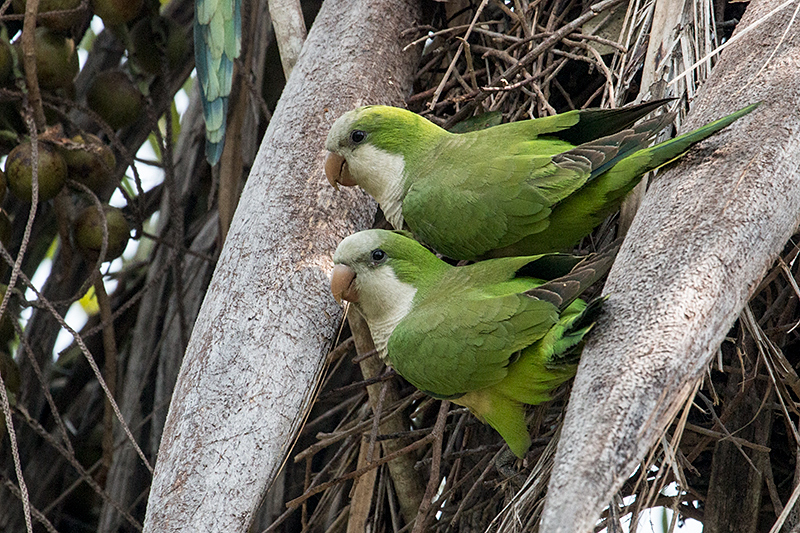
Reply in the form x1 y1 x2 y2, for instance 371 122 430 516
536 103 759 249
477 392 532 458
604 102 760 193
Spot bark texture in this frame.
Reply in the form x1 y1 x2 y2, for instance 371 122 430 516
268 0 307 78
142 0 422 530
541 0 800 530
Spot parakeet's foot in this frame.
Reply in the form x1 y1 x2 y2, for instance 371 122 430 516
494 448 525 485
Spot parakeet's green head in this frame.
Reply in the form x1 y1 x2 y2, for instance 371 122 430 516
331 229 445 302
331 230 447 349
325 106 448 228
326 106 444 156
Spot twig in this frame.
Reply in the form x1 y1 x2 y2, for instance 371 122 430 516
669 0 797 89
430 0 491 108
444 0 626 127
411 401 450 533
0 473 58 533
0 246 154 474
295 390 422 461
317 369 394 401
95 276 118 484
268 0 307 79
13 404 143 530
0 105 43 533
20 0 45 129
287 427 437 509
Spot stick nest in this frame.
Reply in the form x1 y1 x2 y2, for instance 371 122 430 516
261 1 800 532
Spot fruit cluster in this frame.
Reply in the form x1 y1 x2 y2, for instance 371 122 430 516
0 1 189 388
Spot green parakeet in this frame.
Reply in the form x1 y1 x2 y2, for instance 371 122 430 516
194 0 241 164
331 229 615 457
325 102 758 261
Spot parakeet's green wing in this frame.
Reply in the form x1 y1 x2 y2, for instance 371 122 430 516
386 278 559 400
403 133 601 260
403 126 651 260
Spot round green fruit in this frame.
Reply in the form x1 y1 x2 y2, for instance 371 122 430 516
86 70 144 131
22 27 79 90
130 16 188 75
73 204 130 261
5 141 67 202
60 134 116 194
13 0 83 31
90 0 142 26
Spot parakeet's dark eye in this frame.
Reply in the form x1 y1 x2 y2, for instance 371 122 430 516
370 249 387 263
350 130 367 144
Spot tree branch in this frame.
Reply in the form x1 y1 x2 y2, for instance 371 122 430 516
142 0 423 530
542 0 800 530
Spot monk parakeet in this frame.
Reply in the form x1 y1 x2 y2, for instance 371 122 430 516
326 102 758 260
331 229 616 457
194 0 241 164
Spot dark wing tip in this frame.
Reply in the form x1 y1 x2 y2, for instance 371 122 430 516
555 98 675 145
524 239 620 310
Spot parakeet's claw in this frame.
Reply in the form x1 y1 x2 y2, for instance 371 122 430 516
325 152 357 189
494 448 524 484
331 264 358 303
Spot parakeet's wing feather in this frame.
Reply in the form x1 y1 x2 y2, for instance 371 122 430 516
525 239 620 311
403 134 594 259
387 269 559 399
490 98 673 144
402 124 653 260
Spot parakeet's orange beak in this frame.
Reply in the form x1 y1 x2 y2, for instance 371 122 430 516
325 152 358 190
331 264 358 303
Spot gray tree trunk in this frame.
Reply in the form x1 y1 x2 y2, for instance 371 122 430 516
541 0 800 530
98 0 274 523
142 0 422 530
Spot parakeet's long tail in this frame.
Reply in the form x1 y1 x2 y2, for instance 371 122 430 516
604 102 760 189
455 389 532 458
194 0 242 165
536 103 759 250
